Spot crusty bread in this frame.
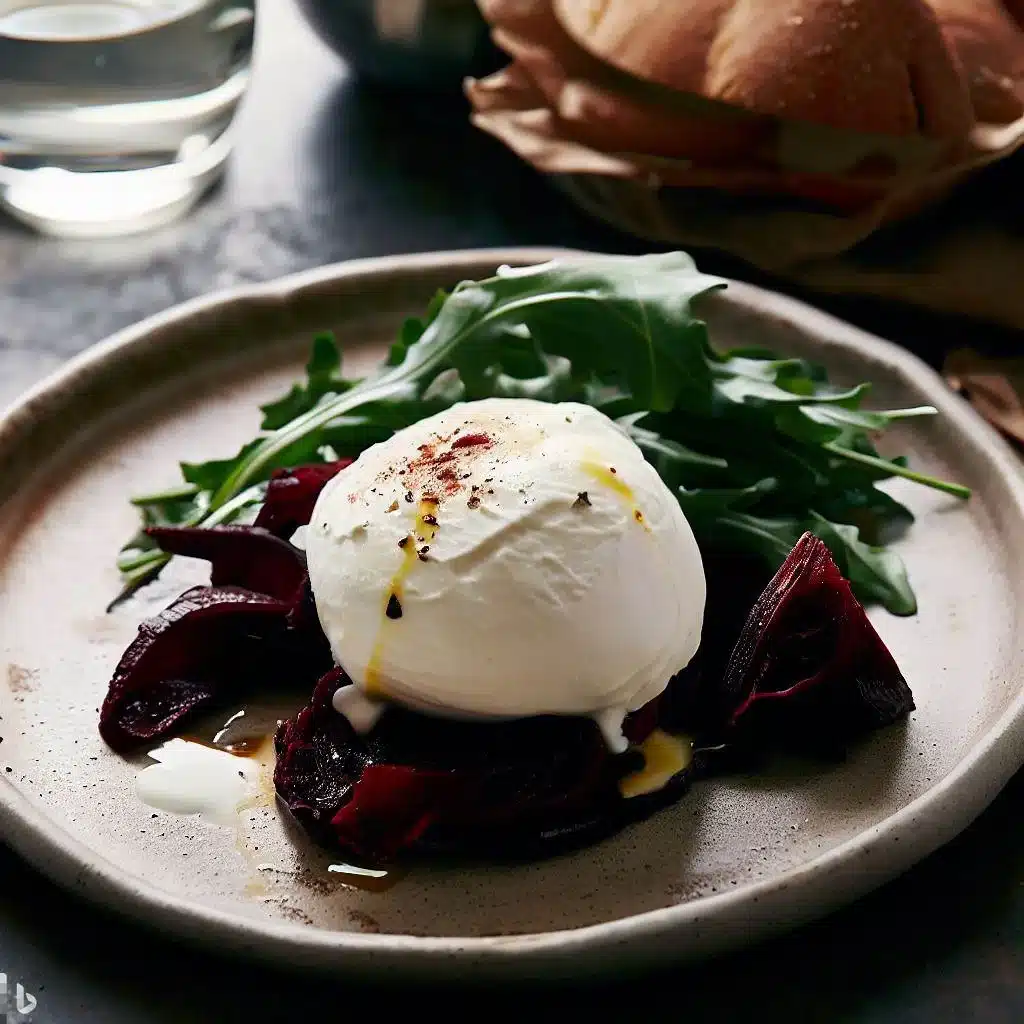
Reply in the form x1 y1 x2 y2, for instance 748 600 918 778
552 0 730 96
478 0 771 163
707 0 972 137
554 0 979 138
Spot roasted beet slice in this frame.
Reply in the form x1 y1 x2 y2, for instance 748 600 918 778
101 586 290 752
273 670 691 862
146 525 306 601
722 532 915 751
100 585 333 753
254 460 352 540
273 666 352 823
329 765 469 859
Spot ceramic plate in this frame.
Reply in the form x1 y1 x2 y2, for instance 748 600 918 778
1 249 1022 980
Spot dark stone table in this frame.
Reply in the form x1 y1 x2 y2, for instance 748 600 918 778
0 3 1020 1020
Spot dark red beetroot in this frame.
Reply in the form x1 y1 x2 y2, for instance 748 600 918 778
254 460 352 540
146 525 307 602
285 574 333 667
101 587 289 751
273 670 684 862
722 532 915 751
100 584 335 753
100 461 349 753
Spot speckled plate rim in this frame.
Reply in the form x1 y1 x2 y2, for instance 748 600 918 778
1 247 1023 979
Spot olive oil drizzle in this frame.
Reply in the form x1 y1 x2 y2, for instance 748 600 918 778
365 498 439 696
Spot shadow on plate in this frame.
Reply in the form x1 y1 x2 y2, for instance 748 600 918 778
717 723 914 816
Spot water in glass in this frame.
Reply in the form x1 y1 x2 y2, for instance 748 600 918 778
0 1 256 237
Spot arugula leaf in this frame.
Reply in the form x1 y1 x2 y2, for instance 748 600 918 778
115 252 969 615
181 440 262 492
712 355 869 408
204 253 726 505
677 478 778 519
184 432 326 494
706 511 806 566
775 403 937 445
682 502 916 615
807 514 917 615
486 254 724 412
389 289 448 366
618 412 729 483
260 334 355 429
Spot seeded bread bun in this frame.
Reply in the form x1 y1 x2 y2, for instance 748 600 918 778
553 0 980 137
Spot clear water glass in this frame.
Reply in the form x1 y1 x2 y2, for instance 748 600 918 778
0 1 256 238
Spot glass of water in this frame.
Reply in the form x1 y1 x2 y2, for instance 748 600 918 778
0 1 256 238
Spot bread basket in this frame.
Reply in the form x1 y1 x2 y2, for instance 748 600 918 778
466 0 1024 271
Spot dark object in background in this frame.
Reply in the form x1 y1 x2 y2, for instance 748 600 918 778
296 0 503 88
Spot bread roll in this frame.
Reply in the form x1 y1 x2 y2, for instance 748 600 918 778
554 0 974 139
479 0 770 163
552 0 729 96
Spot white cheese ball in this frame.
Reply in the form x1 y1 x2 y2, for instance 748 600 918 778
305 398 705 750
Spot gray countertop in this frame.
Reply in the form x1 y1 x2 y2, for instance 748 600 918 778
0 3 1021 1020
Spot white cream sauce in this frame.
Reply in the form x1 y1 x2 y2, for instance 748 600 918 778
135 738 260 826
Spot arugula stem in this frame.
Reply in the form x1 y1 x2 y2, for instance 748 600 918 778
209 377 411 509
117 549 167 573
824 442 971 499
877 406 937 419
111 485 266 609
204 485 266 525
129 483 200 506
107 551 170 612
207 285 677 510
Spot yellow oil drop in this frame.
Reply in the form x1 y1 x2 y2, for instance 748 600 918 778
619 730 693 799
365 498 439 697
415 497 440 543
581 461 649 531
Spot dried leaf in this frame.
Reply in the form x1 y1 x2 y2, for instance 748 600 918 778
944 348 1024 444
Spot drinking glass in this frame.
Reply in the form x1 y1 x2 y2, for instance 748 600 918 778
0 1 256 238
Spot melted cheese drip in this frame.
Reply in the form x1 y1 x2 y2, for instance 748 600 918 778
135 739 260 825
327 862 403 892
618 730 693 799
581 460 649 531
365 498 439 697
